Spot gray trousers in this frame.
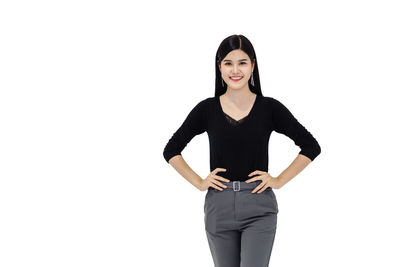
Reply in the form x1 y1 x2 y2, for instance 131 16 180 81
204 181 279 267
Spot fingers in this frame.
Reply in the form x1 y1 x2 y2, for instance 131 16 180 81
256 183 270 193
210 181 227 191
214 174 230 183
206 168 227 191
251 182 269 193
251 183 262 193
213 167 227 174
212 175 230 190
246 170 261 183
246 170 270 183
248 170 262 177
245 175 261 183
209 168 229 191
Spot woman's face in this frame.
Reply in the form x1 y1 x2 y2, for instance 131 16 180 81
219 49 255 90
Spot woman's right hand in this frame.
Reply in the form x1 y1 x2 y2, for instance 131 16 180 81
198 168 230 192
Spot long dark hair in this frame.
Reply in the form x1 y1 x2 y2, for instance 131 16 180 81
215 34 263 97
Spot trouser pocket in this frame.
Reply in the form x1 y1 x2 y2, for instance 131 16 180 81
204 189 212 213
204 189 217 234
259 189 279 214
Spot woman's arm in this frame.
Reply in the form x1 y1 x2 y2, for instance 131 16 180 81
274 154 312 189
168 155 203 190
269 97 321 189
163 99 207 163
270 97 321 162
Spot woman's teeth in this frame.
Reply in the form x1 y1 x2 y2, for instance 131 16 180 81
230 76 243 81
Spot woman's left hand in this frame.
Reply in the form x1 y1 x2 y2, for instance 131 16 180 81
245 170 280 193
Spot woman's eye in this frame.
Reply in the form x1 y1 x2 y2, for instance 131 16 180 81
224 62 246 65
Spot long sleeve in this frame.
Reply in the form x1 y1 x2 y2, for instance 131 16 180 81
163 99 207 163
270 97 321 161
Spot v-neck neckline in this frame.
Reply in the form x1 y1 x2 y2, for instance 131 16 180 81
217 94 259 126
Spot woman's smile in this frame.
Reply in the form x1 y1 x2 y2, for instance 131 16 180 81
230 76 243 81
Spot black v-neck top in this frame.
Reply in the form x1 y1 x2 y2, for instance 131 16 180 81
163 95 321 181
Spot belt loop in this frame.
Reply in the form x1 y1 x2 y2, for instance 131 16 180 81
233 181 240 191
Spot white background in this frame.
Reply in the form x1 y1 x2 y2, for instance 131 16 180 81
1 0 399 266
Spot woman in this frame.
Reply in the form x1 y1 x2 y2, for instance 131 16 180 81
163 34 321 267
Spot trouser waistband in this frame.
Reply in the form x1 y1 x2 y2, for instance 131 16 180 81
209 180 272 192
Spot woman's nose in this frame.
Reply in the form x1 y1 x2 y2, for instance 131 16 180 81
233 64 239 73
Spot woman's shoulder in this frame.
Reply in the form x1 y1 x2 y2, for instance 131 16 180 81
259 95 287 107
259 95 279 102
188 96 215 114
258 95 279 107
257 95 293 116
195 96 215 108
201 96 215 103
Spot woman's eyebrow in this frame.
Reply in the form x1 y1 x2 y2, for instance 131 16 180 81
222 59 248 62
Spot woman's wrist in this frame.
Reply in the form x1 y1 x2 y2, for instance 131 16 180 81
271 176 283 189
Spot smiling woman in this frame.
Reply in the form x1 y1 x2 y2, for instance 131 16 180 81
219 50 254 88
163 34 321 267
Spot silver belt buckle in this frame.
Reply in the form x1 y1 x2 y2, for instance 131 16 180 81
233 181 240 191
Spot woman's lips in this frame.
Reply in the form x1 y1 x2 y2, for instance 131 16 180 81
230 76 243 82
